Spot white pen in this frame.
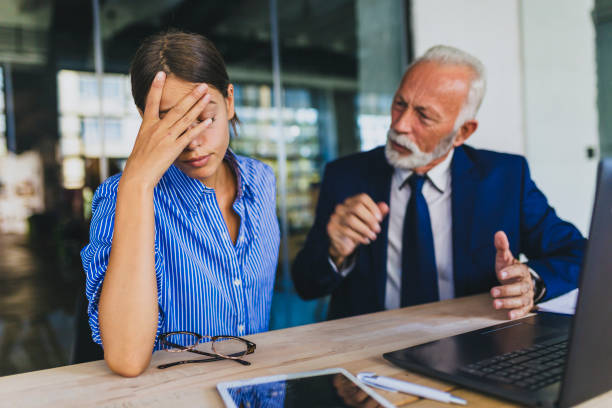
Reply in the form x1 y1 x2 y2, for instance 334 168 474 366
357 372 467 405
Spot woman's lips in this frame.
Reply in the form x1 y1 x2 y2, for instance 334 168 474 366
184 154 211 168
391 140 412 155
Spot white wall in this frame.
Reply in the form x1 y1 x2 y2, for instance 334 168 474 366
520 0 599 235
411 0 599 235
411 0 525 155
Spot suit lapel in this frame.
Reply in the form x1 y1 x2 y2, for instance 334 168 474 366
451 146 481 297
365 148 393 308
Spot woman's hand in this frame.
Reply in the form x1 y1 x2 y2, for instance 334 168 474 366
122 71 213 189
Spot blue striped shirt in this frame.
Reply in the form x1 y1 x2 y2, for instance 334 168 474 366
81 151 280 350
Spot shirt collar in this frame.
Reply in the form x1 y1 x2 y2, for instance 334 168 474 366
393 148 454 193
167 149 251 211
224 149 249 200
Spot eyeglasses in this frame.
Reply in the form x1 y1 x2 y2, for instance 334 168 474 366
157 331 256 370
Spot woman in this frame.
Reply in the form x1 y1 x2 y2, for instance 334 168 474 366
81 31 280 377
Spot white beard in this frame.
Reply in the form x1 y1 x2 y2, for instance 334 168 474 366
384 128 457 170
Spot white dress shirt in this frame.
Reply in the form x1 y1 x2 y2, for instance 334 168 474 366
385 149 455 309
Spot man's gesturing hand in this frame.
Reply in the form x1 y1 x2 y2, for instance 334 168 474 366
327 193 389 268
490 231 535 319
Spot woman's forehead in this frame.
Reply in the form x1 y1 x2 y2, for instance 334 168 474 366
159 75 223 111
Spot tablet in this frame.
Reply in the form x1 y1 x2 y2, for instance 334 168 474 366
217 367 394 408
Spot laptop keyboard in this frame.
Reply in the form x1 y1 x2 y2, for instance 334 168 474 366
459 339 568 391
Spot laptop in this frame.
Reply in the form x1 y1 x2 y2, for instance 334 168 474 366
383 158 612 408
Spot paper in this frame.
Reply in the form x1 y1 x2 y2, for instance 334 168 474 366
537 289 579 315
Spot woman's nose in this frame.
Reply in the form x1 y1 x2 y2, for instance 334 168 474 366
188 135 202 149
185 121 204 149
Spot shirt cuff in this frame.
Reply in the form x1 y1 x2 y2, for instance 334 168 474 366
528 267 547 303
328 254 357 277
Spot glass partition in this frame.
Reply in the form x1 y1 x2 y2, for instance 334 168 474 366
267 0 407 327
0 66 5 156
0 0 94 376
0 0 408 375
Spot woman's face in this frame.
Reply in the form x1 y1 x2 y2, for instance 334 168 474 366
157 74 235 185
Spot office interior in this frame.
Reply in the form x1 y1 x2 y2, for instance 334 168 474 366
0 0 609 377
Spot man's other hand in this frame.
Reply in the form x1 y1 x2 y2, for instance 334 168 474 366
490 231 535 319
327 193 389 268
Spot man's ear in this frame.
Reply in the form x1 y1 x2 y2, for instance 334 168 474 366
453 119 478 147
226 84 235 120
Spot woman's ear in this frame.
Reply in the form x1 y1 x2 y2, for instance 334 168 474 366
226 84 235 120
137 108 144 119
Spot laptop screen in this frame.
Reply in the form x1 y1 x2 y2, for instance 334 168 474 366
559 158 612 407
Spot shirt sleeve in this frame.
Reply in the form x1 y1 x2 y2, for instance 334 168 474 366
328 254 357 277
80 179 167 348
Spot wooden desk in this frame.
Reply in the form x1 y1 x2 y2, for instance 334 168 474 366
1 294 610 407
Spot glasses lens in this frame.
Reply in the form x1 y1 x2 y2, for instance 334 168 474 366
211 337 248 358
163 332 199 351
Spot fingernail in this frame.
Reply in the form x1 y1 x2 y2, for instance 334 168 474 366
203 118 213 126
501 271 507 279
196 84 207 94
155 71 165 81
492 289 500 297
495 300 502 309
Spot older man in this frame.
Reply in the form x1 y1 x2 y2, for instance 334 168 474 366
292 45 585 320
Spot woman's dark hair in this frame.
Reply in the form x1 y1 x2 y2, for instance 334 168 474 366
130 30 238 133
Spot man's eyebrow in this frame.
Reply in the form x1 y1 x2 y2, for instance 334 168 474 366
416 105 442 120
159 100 217 115
394 95 441 120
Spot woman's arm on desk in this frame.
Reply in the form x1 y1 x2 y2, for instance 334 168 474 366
98 73 211 377
98 177 158 377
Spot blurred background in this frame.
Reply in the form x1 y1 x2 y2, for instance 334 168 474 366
0 0 608 376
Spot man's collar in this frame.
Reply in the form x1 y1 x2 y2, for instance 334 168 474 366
394 148 454 193
427 148 454 192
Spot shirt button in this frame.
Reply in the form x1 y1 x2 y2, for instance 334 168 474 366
233 278 242 286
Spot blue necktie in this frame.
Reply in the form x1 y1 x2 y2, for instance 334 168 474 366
401 173 439 307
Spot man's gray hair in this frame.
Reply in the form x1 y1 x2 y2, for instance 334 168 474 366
408 45 487 128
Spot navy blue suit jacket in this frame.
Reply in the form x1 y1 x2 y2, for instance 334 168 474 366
291 145 586 320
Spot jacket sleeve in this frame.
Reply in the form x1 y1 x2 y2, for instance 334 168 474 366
519 157 586 301
291 163 345 300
